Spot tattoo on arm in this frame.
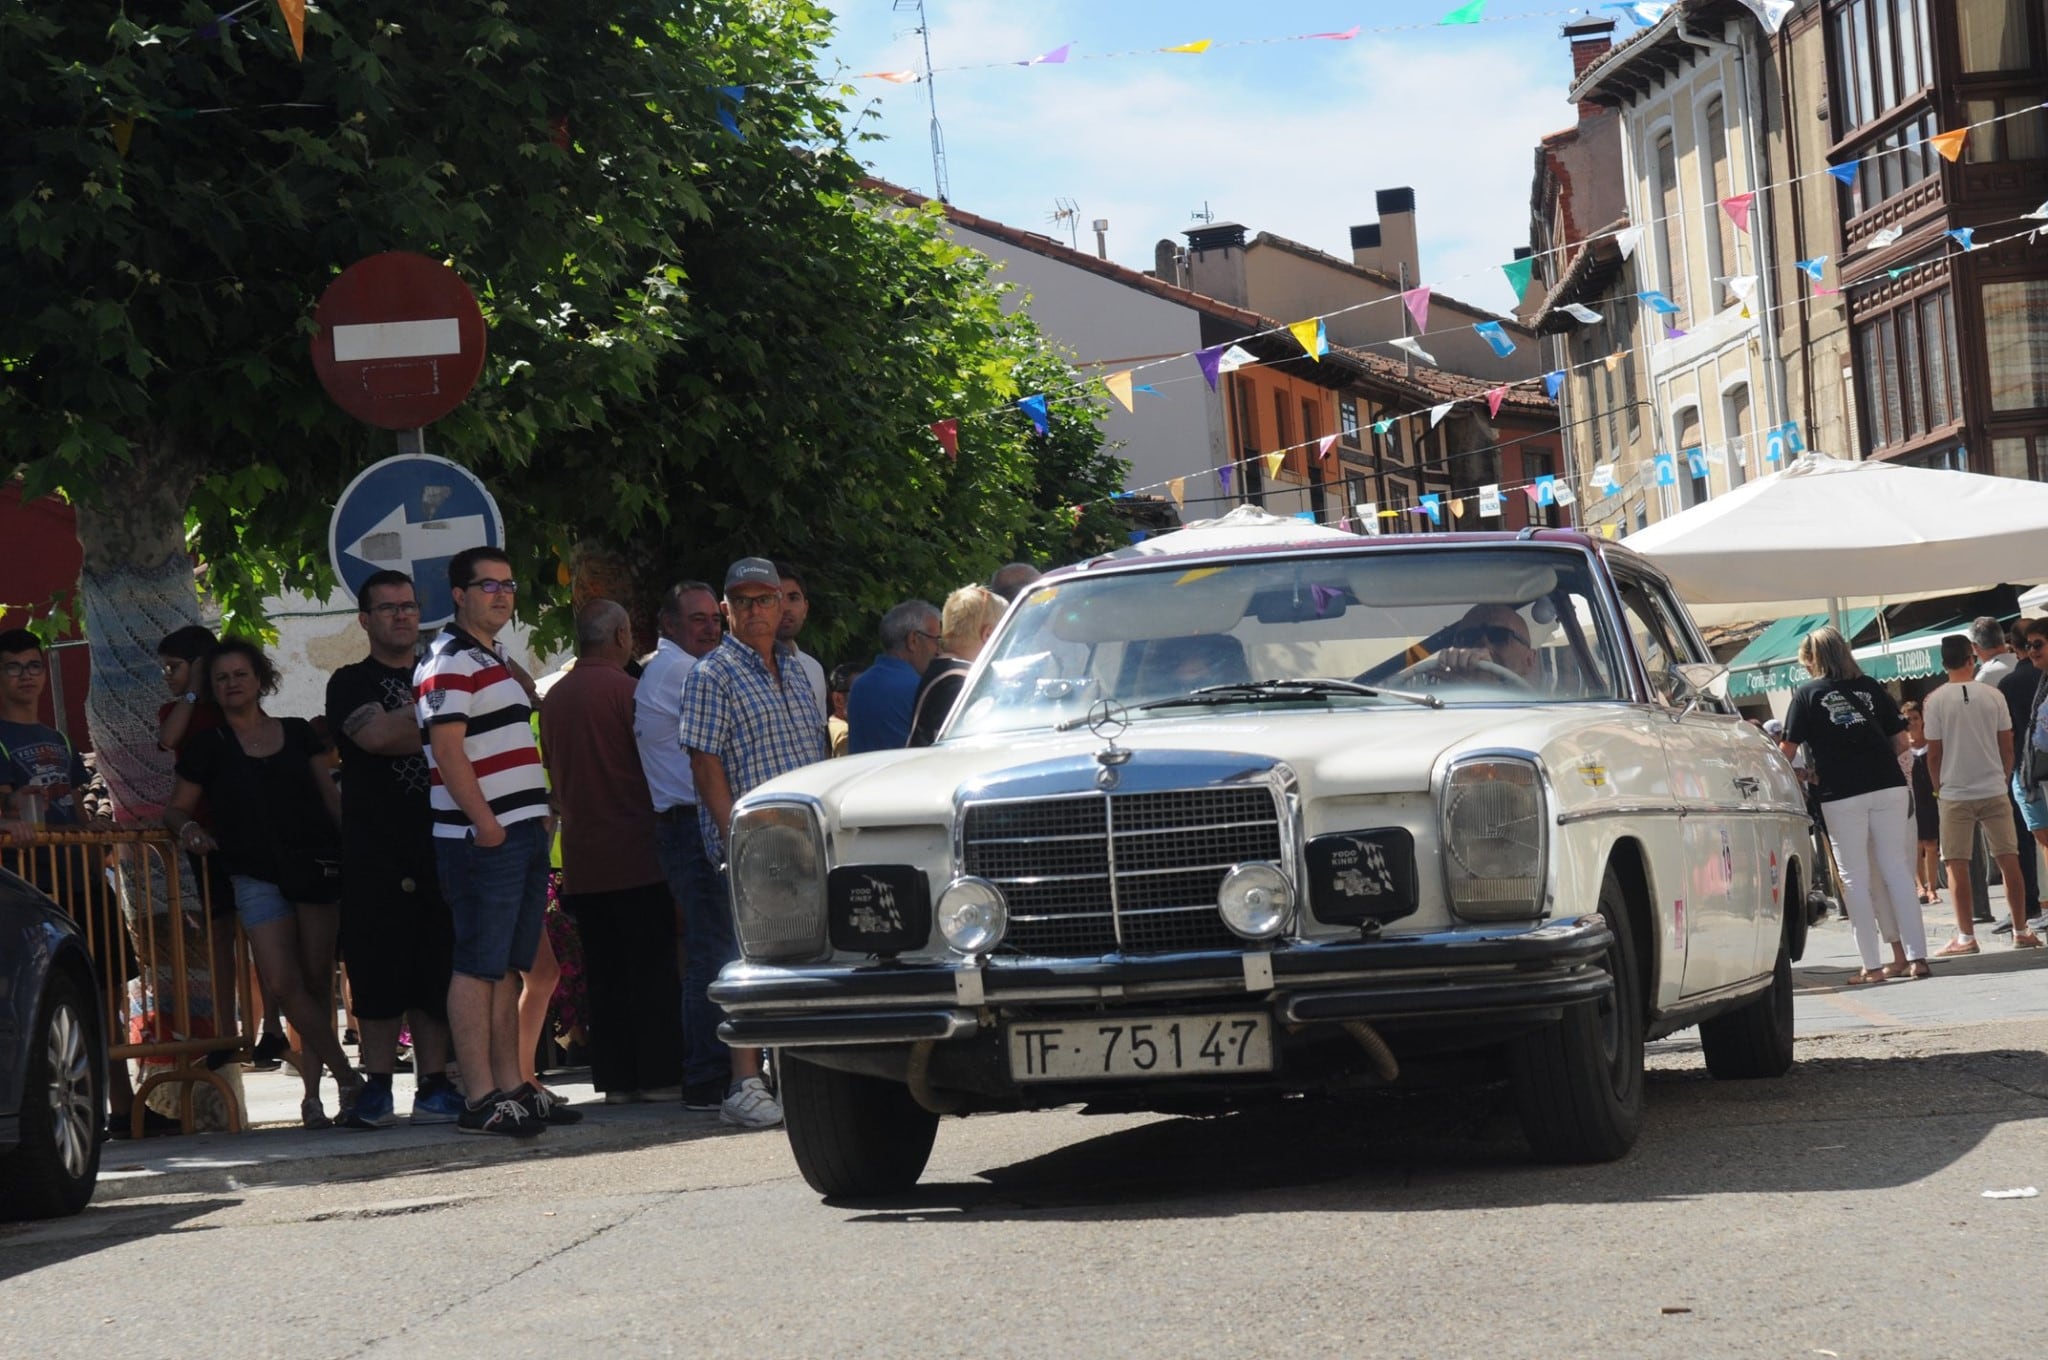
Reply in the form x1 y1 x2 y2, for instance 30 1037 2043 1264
342 703 383 739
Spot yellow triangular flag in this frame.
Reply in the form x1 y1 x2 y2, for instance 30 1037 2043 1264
1930 128 1968 163
1601 524 1618 539
1603 351 1623 373
1448 498 1465 520
1105 371 1134 412
275 0 305 59
1288 318 1323 361
111 117 134 158
1167 477 1185 508
1162 39 1213 53
1265 450 1285 479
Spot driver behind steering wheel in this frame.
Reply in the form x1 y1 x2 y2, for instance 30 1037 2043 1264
1433 604 1540 686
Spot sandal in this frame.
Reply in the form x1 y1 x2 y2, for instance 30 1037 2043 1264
1880 961 1909 979
1845 969 1888 985
1907 961 1932 979
2014 931 2044 949
1935 936 1981 957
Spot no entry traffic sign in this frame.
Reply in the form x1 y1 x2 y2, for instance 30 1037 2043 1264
310 252 487 430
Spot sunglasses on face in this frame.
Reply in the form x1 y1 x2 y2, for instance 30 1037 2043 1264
2027 638 2048 652
1450 625 1527 649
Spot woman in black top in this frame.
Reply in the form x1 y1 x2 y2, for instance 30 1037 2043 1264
161 639 361 1127
908 585 1006 747
1900 700 1941 904
1780 625 1927 983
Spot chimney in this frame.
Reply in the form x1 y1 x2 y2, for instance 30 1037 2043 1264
1182 222 1250 306
1565 17 1616 121
1350 187 1419 284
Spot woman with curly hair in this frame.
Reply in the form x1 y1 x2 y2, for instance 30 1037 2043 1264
161 638 363 1126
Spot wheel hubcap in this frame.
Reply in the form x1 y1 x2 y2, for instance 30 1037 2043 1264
46 1003 95 1181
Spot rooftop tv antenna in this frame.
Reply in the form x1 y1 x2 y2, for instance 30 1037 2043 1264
1049 198 1081 250
1190 202 1216 224
892 0 949 202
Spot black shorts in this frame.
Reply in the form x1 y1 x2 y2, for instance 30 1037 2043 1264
339 855 455 1021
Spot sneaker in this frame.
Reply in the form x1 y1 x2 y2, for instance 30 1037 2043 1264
719 1076 784 1130
516 1083 583 1125
682 1080 726 1112
341 1081 396 1130
410 1085 468 1125
455 1091 545 1138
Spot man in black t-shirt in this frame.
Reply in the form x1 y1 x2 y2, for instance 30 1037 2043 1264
1997 624 2043 926
324 571 460 1128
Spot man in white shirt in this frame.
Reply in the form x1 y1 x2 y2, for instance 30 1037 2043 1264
1928 633 2034 953
634 582 723 987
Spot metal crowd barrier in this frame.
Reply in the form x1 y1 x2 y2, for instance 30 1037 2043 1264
5 827 253 1137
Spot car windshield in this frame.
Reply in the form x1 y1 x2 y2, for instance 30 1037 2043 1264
943 545 1627 740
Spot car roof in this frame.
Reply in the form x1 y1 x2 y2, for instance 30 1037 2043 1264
1053 528 1666 586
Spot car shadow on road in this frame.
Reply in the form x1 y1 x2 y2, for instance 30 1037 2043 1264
834 1045 2048 1221
0 1197 236 1283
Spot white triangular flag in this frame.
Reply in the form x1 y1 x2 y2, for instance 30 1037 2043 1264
1738 0 1793 32
1217 344 1258 373
1867 225 1903 251
1478 484 1502 517
2028 199 2048 220
1592 463 1619 493
1388 336 1437 366
1552 482 1576 507
1357 502 1379 536
1613 226 1643 260
1428 402 1453 428
1725 275 1759 304
1561 303 1603 325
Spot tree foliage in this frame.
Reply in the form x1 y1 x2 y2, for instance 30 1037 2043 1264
1 0 1125 663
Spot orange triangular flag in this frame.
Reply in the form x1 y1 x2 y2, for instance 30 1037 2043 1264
1167 477 1185 508
275 0 305 59
1264 450 1285 479
1930 128 1968 163
1104 371 1134 412
1603 351 1623 373
1448 498 1465 521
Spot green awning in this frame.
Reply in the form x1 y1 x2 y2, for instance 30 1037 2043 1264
1856 623 1958 683
1726 609 1879 700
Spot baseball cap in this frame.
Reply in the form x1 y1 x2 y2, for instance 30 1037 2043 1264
1762 718 1784 739
723 557 781 594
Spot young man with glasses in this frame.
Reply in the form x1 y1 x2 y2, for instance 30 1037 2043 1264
677 557 831 1127
415 548 555 1137
844 599 943 752
325 570 461 1128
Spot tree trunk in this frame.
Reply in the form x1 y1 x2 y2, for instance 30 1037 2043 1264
69 431 206 822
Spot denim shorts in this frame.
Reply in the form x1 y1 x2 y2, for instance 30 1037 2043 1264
229 874 297 930
2016 770 2048 834
433 818 551 981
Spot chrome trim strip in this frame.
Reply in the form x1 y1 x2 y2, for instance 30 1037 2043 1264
1555 803 1690 825
1102 786 1126 948
1654 970 1771 1017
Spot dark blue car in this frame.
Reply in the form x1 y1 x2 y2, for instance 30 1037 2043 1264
0 865 106 1219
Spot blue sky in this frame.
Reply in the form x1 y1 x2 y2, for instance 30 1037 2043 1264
818 2 1608 314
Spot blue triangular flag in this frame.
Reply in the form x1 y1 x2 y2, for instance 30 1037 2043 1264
1473 320 1517 358
1018 393 1050 435
1419 493 1441 526
1826 161 1859 188
1654 452 1677 486
1946 227 1975 250
1293 511 1317 522
1534 474 1557 506
1128 530 1148 544
1217 465 1233 494
713 85 746 139
1543 370 1564 400
1638 289 1682 315
1133 383 1161 396
1795 255 1828 281
1685 447 1708 479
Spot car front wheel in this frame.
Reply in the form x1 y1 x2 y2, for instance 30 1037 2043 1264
1508 869 1645 1163
1698 928 1796 1079
780 1052 940 1199
0 969 104 1221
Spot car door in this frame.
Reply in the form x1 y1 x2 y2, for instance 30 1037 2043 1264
1613 574 1763 997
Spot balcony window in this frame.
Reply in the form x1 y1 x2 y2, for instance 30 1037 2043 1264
1831 0 1934 133
1958 0 2034 72
1983 280 2048 412
1856 287 1961 450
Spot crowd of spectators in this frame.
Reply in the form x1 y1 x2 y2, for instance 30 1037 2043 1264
0 551 1044 1139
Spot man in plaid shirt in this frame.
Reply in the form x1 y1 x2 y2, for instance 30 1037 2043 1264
679 556 829 1128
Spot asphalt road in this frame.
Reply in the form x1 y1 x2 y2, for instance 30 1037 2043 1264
7 906 2048 1360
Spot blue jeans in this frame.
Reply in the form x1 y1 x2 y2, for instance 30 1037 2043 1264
654 810 736 1088
2016 769 2048 834
434 819 551 980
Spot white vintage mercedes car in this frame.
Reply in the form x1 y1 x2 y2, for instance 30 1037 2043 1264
712 514 1816 1198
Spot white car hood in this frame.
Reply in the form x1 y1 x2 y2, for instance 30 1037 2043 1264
751 706 1597 827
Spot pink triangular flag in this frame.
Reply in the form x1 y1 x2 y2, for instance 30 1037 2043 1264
1721 191 1755 234
929 418 958 460
1403 286 1431 334
1486 386 1506 418
1307 26 1360 39
1524 484 1544 507
1317 434 1338 460
1024 43 1071 66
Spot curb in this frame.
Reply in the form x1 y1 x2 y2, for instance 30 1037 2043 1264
90 1108 738 1204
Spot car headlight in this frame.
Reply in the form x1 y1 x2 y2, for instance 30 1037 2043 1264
1218 862 1294 939
1440 758 1547 921
936 876 1008 954
729 802 828 961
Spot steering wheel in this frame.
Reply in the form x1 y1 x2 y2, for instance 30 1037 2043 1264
1386 653 1538 693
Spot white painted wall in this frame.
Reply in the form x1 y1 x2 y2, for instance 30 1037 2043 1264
946 223 1226 499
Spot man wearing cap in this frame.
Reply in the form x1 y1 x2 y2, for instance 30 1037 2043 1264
676 557 830 1128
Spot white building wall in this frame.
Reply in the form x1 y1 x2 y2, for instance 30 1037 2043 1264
946 224 1225 497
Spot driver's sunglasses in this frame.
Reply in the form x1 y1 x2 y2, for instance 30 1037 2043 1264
1451 625 1527 649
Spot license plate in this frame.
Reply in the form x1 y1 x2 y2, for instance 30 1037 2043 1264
1007 1013 1274 1082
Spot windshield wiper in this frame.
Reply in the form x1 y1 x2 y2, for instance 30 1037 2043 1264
1134 678 1442 714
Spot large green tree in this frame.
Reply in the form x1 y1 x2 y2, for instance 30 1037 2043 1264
1 1 1123 815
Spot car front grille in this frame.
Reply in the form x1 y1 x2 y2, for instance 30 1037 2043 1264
960 785 1283 957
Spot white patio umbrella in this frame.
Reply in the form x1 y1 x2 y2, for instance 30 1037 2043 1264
1623 453 2048 624
1107 503 1357 558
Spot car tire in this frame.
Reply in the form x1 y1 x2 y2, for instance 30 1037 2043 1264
780 1052 940 1199
0 969 103 1221
1698 929 1795 1080
1509 869 1644 1163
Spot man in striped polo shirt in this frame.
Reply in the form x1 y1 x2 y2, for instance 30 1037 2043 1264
415 546 553 1138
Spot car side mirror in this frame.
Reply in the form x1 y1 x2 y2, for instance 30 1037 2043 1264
1663 661 1729 720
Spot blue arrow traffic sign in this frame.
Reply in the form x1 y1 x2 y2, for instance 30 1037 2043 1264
327 454 505 628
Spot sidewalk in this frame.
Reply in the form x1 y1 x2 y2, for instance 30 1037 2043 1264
96 1063 741 1204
